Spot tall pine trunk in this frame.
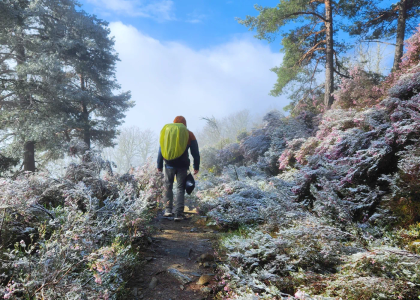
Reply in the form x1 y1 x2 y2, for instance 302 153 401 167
23 141 35 172
393 0 407 71
324 0 334 109
80 75 90 150
17 39 35 172
82 102 91 149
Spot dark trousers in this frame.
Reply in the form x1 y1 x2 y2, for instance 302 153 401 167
163 167 188 215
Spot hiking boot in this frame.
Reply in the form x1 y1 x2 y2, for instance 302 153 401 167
174 213 185 221
163 210 173 217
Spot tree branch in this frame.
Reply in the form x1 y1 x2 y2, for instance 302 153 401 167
284 11 327 22
297 40 326 66
0 93 15 102
359 40 396 46
333 67 351 78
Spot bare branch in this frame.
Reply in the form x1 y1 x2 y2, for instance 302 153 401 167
360 40 396 46
0 93 15 102
333 67 351 78
297 40 326 66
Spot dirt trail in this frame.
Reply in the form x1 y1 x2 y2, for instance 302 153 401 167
126 204 219 300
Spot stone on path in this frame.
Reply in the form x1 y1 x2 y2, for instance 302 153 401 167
148 277 158 289
167 268 193 284
197 275 213 285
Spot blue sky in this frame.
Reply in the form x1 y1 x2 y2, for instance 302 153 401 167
80 0 281 51
77 0 398 135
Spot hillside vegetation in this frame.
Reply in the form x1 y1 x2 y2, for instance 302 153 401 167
193 26 420 300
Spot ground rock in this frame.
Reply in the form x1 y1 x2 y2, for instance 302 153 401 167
197 275 213 285
148 277 158 289
167 268 193 284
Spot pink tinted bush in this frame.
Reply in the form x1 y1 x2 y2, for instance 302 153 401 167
333 66 383 109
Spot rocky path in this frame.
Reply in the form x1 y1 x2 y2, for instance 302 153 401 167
126 206 219 300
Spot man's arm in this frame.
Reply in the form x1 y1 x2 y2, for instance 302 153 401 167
157 146 163 171
190 140 200 174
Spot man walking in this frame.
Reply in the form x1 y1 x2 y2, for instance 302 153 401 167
157 116 200 221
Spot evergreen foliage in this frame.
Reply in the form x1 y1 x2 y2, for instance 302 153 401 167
0 0 132 172
238 0 365 110
347 0 420 71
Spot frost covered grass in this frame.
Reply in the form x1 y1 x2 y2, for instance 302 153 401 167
0 151 163 299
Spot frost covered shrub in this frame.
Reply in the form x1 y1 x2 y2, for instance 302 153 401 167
278 138 306 170
379 145 420 225
240 129 270 163
388 71 420 99
198 183 278 229
286 107 397 220
200 143 244 175
217 218 363 298
0 153 18 176
196 168 296 229
333 66 383 109
294 137 319 165
0 152 162 299
299 248 420 299
259 110 312 175
217 143 244 168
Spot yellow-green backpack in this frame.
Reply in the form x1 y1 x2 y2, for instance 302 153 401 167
159 123 189 160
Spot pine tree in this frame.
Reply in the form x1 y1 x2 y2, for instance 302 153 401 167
239 0 365 110
57 10 133 150
348 0 420 71
0 0 132 172
0 0 76 171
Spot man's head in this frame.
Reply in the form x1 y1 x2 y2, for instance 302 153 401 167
173 116 187 127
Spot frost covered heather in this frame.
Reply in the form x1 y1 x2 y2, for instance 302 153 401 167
0 151 163 299
193 27 420 300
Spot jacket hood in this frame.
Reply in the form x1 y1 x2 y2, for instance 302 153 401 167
173 116 187 127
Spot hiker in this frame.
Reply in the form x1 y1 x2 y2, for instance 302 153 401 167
157 116 200 221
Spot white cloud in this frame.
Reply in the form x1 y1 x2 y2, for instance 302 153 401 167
86 0 175 20
185 12 207 24
109 22 288 134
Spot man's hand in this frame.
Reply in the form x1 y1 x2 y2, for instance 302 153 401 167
193 169 199 175
157 168 162 172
